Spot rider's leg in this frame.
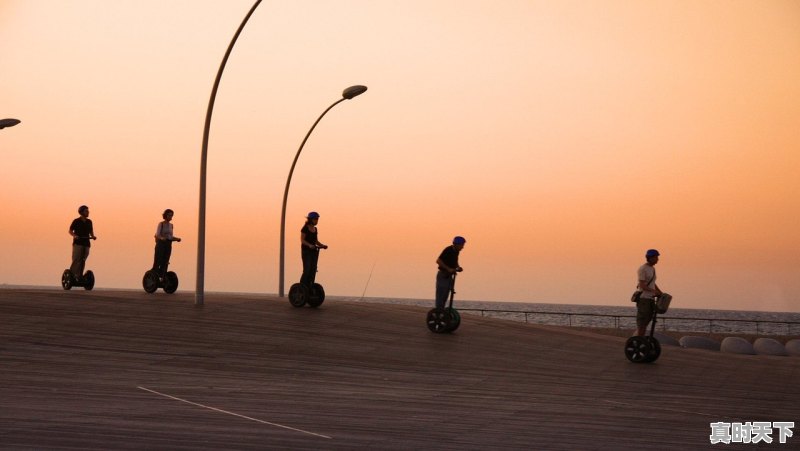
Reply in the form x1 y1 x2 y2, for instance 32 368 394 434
70 245 89 279
635 299 655 336
435 272 450 310
300 249 312 286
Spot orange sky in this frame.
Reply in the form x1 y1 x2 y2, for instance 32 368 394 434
1 0 799 312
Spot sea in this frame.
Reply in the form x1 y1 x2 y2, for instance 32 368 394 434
339 296 800 337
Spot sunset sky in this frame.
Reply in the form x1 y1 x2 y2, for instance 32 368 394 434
2 0 798 312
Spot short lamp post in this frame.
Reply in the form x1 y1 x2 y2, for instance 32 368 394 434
278 85 367 297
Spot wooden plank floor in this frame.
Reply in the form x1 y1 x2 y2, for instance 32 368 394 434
1 288 798 450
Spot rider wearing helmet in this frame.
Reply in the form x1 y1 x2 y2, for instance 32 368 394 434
434 236 466 310
300 211 328 287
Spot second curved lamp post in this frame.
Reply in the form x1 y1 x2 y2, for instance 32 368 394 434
278 85 368 297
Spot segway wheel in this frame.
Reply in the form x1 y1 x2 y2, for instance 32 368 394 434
288 283 308 307
142 270 159 294
446 308 461 332
426 308 451 333
307 283 325 308
164 271 179 294
61 270 73 290
83 270 95 291
643 336 661 363
624 336 653 363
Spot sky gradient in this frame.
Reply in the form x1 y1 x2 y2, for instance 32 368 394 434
2 0 799 312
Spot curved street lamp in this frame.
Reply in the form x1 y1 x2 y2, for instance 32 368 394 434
278 85 368 297
196 0 262 307
0 118 21 129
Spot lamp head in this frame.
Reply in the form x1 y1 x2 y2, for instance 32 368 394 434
0 118 21 129
342 85 368 100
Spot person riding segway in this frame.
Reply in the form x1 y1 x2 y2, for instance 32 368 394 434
625 249 672 363
426 236 466 333
62 205 97 290
143 209 182 294
288 211 327 308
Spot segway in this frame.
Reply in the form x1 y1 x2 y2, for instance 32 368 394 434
142 239 180 294
61 269 95 291
624 293 672 363
61 236 96 290
142 270 179 294
288 282 325 308
288 248 326 308
426 272 461 333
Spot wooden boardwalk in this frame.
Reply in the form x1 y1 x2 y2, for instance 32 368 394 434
1 288 798 450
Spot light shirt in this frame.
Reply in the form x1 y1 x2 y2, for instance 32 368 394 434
156 222 174 241
637 264 657 299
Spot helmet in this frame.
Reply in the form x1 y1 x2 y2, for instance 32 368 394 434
453 236 467 245
163 209 174 219
307 211 320 219
645 249 660 258
78 205 89 214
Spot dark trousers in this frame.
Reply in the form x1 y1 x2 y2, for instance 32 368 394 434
435 271 454 310
301 248 319 287
153 240 172 277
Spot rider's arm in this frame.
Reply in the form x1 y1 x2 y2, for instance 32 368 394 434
437 258 457 274
638 278 656 294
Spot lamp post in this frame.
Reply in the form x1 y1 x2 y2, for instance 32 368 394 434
196 0 262 307
0 118 21 129
278 85 368 297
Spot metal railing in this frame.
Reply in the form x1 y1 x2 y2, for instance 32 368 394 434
457 308 800 336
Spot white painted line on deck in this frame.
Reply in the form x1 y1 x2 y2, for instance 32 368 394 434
137 386 331 439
